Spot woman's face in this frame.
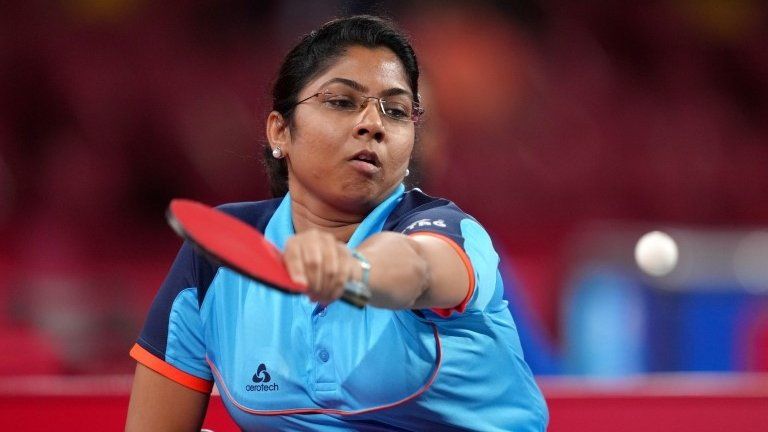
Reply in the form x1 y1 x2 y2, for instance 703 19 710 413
281 45 415 214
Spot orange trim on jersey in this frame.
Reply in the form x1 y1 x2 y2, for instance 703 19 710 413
130 343 213 394
408 232 476 317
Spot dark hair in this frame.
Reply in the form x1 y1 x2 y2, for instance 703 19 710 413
264 15 420 197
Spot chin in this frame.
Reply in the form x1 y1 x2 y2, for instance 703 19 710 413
336 181 385 211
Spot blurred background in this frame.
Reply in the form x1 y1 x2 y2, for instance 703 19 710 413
1 0 768 429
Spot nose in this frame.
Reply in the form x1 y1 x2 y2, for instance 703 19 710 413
353 99 385 143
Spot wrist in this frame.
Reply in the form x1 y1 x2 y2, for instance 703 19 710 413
343 249 372 307
351 250 370 286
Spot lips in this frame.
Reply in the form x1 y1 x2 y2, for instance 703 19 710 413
349 150 380 168
348 150 381 175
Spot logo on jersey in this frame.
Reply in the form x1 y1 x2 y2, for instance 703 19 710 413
252 363 271 383
246 363 279 392
403 218 447 232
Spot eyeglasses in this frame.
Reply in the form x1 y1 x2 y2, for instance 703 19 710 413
290 91 424 123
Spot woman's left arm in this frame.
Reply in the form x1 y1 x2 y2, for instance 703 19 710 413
358 231 471 310
282 230 470 310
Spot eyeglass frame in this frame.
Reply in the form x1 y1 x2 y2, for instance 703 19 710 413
286 90 424 123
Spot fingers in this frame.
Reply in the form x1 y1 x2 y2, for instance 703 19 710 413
284 237 308 286
283 230 353 305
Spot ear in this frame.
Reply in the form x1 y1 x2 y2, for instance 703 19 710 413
266 111 291 154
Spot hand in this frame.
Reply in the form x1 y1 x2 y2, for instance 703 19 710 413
283 229 361 304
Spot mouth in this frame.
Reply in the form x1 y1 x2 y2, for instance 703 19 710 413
349 150 381 168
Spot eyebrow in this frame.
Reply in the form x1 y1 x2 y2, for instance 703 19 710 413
319 77 413 99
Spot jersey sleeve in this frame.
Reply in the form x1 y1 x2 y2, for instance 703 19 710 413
392 202 502 317
130 242 215 393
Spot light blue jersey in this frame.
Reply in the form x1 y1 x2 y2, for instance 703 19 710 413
132 186 548 431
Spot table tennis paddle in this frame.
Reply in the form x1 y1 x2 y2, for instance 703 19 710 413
166 199 369 308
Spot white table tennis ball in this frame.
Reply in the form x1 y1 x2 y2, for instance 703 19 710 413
634 231 678 276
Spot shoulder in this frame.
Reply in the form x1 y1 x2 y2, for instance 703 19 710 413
173 197 284 304
216 197 283 232
387 190 503 316
384 189 479 232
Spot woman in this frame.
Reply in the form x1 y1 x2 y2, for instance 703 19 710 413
126 15 548 431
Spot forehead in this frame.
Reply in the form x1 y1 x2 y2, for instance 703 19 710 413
304 46 411 95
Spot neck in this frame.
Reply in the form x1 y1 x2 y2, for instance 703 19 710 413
290 190 368 243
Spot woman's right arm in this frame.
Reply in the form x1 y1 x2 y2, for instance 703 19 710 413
125 363 210 432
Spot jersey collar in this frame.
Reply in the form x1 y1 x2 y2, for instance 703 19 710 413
265 184 406 250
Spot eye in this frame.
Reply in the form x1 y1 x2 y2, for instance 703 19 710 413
323 94 358 110
383 102 411 120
